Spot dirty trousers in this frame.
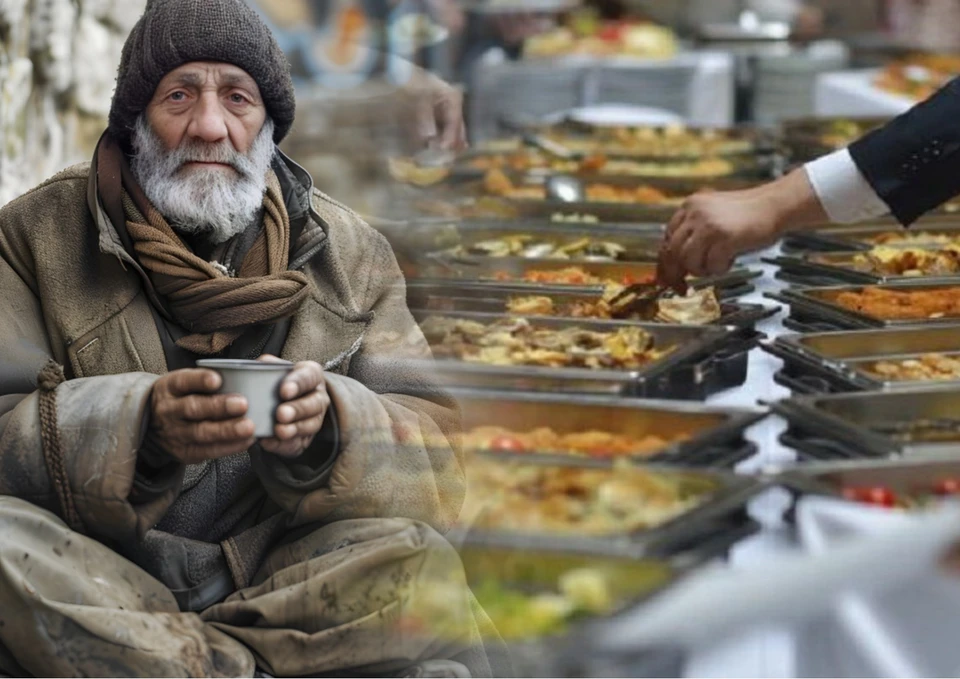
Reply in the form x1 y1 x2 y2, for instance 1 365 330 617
0 497 491 678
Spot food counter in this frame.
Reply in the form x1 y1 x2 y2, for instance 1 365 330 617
814 69 913 118
380 118 960 676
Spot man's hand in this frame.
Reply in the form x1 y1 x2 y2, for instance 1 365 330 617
658 169 828 287
258 356 330 459
148 369 256 465
412 74 468 152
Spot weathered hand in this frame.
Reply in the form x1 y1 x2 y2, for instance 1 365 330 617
257 355 330 458
413 74 468 152
148 369 255 465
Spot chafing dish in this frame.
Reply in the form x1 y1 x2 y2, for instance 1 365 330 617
407 311 752 400
416 257 760 297
774 387 960 461
407 281 772 327
767 282 960 333
765 325 960 395
452 388 764 468
454 455 765 559
782 220 960 254
768 252 960 287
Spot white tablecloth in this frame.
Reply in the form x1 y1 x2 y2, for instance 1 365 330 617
814 69 915 118
687 246 801 678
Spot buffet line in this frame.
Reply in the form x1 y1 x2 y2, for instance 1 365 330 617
376 116 960 674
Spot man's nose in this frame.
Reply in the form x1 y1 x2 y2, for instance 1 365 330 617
187 94 229 145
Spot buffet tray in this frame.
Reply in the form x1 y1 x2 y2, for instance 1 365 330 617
782 220 960 254
773 387 960 461
410 311 752 400
775 456 960 502
452 389 765 468
423 220 666 262
766 252 960 286
408 282 772 330
764 325 960 395
449 153 777 183
454 456 765 560
417 258 760 297
780 116 889 163
766 282 960 331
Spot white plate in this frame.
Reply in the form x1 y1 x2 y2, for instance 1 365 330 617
543 104 684 127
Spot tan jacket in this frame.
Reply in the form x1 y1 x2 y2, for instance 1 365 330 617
0 156 464 583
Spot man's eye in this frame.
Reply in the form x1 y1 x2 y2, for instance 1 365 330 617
169 92 186 102
230 94 247 104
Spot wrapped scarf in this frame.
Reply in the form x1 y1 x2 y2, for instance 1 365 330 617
115 151 311 355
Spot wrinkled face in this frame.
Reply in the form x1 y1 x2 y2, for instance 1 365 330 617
130 62 276 244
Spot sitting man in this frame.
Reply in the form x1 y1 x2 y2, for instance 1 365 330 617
0 0 494 676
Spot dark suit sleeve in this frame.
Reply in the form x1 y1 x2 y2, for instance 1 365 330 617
849 76 960 226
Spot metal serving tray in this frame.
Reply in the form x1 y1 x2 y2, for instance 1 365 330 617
767 252 960 287
408 282 773 328
425 221 666 262
773 387 960 461
774 456 960 501
453 456 766 559
417 257 760 296
782 220 960 254
451 389 764 468
764 325 960 395
766 282 960 332
410 310 750 400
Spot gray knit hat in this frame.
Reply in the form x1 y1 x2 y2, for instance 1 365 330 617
109 0 296 149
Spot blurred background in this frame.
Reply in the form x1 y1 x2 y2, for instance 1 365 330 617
2 0 956 210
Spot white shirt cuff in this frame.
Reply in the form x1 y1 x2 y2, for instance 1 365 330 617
804 149 891 224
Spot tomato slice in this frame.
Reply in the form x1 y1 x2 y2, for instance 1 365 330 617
841 486 897 507
488 435 527 453
934 478 960 495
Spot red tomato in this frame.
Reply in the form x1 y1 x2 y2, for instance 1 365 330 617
598 23 623 42
934 478 960 495
842 486 897 507
488 435 527 453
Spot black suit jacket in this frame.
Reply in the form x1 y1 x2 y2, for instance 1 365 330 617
849 76 960 226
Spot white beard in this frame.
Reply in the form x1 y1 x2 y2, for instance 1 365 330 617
130 116 277 244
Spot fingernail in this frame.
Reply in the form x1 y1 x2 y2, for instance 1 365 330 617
278 405 294 422
227 396 247 411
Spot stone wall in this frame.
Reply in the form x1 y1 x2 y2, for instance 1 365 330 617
0 0 145 205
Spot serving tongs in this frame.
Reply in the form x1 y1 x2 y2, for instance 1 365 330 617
607 282 679 318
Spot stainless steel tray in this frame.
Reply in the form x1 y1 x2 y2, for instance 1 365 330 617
767 252 960 286
417 258 760 296
782 220 960 253
766 282 960 330
451 388 765 468
764 325 960 394
424 222 667 263
408 282 773 327
773 387 960 461
774 456 960 501
453 456 765 559
409 310 748 399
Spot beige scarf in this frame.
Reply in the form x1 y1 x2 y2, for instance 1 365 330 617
122 170 311 355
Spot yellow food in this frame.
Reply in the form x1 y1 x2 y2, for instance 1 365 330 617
866 353 960 381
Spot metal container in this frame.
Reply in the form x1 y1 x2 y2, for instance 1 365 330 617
453 456 765 559
780 116 889 163
410 310 752 400
782 220 960 254
775 456 960 502
452 388 764 468
408 281 774 329
417 257 760 298
764 325 960 395
423 221 666 263
773 387 960 461
767 252 960 287
767 282 960 333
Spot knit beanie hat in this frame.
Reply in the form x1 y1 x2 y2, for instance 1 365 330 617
108 0 296 149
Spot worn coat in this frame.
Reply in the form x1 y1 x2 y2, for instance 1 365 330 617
0 153 465 603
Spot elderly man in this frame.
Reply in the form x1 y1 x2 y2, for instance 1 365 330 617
0 0 495 677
